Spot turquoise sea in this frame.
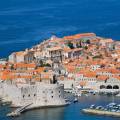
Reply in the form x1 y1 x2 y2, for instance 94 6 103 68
0 0 120 57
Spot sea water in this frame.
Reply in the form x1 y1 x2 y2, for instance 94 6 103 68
0 0 120 57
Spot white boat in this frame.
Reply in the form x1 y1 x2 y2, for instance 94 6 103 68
90 104 95 109
73 97 78 103
116 93 120 97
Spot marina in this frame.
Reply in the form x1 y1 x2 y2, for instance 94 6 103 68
0 94 120 120
82 109 120 117
82 102 120 117
82 99 120 117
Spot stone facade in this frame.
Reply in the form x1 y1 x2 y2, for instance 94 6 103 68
0 81 66 108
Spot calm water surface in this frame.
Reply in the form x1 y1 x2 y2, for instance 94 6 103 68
0 0 120 57
0 95 120 120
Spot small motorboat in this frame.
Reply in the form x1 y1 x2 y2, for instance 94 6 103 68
73 97 78 103
64 98 71 105
75 92 81 97
108 103 117 106
110 109 116 112
116 93 120 97
116 110 120 113
90 104 95 109
93 92 96 95
95 106 104 110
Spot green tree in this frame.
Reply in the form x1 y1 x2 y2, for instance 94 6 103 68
67 42 74 49
86 39 90 44
84 46 88 50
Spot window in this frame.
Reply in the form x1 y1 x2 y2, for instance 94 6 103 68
28 94 30 97
23 95 25 98
34 94 36 97
51 96 53 98
59 91 61 93
59 95 61 98
43 91 45 93
51 91 53 93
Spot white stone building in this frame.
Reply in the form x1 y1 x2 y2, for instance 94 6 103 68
0 80 67 109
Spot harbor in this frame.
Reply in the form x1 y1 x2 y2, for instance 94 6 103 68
0 94 119 120
82 102 120 117
0 0 120 120
82 109 120 117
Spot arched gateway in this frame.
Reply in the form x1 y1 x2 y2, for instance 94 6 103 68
99 85 119 89
113 85 119 89
100 85 106 89
106 85 112 89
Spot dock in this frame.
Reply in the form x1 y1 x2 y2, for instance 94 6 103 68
82 108 120 117
6 103 33 117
